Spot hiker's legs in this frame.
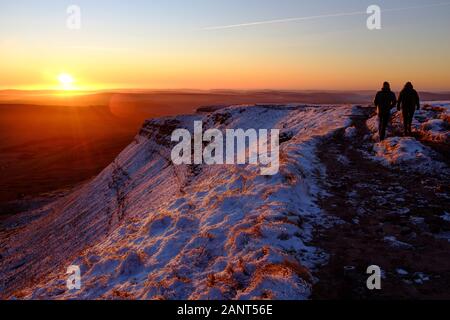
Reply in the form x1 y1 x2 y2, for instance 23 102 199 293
407 109 415 134
404 108 414 135
378 112 390 141
402 109 410 136
378 115 385 141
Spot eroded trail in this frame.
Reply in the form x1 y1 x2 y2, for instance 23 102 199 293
311 107 450 299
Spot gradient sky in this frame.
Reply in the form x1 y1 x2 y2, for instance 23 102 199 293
1 0 450 90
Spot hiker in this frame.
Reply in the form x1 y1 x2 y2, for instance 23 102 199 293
374 82 397 141
397 82 420 136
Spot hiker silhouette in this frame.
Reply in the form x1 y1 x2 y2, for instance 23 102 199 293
374 82 397 141
397 82 421 136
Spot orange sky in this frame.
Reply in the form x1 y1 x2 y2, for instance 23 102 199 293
1 1 450 91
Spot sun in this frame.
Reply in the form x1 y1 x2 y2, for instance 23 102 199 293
57 73 75 90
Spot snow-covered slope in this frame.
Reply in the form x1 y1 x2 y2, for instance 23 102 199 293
0 104 356 300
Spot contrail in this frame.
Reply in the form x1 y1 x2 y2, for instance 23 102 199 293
202 2 450 30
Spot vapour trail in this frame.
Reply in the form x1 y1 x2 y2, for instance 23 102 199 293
202 2 450 30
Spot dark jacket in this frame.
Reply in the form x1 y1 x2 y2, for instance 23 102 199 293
397 88 420 111
374 89 397 113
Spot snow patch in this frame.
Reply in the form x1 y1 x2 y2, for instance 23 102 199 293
384 236 413 250
441 212 450 222
367 102 449 143
344 126 357 139
371 137 445 172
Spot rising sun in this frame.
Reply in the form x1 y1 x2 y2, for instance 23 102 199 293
57 73 75 90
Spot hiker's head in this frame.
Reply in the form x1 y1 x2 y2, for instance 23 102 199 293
404 82 414 90
382 82 391 91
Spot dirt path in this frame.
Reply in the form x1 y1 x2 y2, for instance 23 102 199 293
311 107 450 299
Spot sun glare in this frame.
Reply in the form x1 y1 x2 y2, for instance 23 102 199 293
58 73 75 90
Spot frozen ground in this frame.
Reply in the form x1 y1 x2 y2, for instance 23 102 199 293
366 103 449 173
0 102 448 300
0 104 356 299
367 102 450 144
312 103 450 299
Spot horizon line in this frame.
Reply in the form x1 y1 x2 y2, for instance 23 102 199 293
2 88 450 93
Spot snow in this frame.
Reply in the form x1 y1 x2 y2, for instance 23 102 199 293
421 119 449 143
344 126 357 139
413 272 430 284
384 236 413 250
410 216 425 225
435 232 450 243
441 212 450 222
1 104 357 300
2 101 447 300
372 137 444 172
367 102 450 144
367 102 449 172
396 269 409 276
